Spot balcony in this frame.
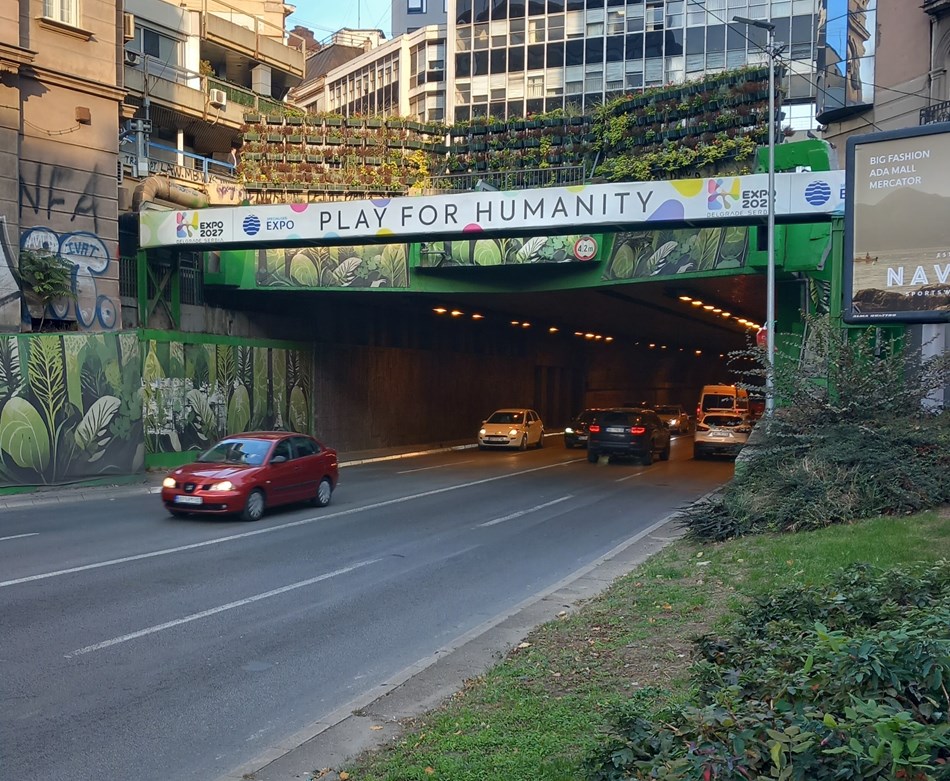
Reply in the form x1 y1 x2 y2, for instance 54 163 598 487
194 0 305 79
920 99 950 125
122 139 235 184
923 0 950 17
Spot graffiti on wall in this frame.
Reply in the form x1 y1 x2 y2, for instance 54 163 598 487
256 244 409 288
0 332 143 486
19 163 118 331
603 226 751 280
142 339 313 456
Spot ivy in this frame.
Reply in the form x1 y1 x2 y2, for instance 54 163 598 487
18 249 76 331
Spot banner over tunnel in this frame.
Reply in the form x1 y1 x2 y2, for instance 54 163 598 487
140 171 846 251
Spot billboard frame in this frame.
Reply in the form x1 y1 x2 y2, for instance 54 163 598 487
844 121 950 325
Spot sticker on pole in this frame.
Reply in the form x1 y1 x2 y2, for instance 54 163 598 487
572 236 598 261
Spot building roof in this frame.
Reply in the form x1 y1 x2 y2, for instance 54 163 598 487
303 43 365 83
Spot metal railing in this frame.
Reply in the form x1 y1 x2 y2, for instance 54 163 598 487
920 99 950 125
427 164 587 193
180 266 204 306
195 0 306 55
144 140 235 181
119 256 137 299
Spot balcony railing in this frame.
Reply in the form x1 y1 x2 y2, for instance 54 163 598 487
427 165 587 193
126 140 235 183
920 99 950 125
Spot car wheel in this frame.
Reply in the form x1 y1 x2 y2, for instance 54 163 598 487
641 449 653 466
311 477 333 508
536 430 544 448
519 434 527 451
564 439 574 449
660 441 671 461
587 449 599 463
241 488 266 521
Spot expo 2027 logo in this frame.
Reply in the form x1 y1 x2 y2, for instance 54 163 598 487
707 179 741 211
176 212 199 238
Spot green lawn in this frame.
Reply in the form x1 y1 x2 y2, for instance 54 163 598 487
338 508 950 781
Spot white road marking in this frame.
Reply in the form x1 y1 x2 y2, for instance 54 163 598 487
615 472 645 482
478 495 573 527
2 459 583 589
398 460 474 474
0 533 39 542
65 558 380 658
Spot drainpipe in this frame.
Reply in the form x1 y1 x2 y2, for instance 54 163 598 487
131 176 209 211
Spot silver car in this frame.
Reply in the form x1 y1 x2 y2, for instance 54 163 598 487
655 404 690 434
693 414 753 459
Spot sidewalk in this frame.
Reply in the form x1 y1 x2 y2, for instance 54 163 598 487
0 439 482 512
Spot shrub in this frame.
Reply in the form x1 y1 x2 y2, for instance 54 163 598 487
683 314 950 541
585 562 950 781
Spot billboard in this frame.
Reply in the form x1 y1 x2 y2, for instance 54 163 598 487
816 0 877 124
844 123 950 324
139 171 845 250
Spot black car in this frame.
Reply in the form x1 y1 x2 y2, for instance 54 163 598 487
563 408 602 448
587 408 672 465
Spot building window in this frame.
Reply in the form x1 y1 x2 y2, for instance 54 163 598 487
43 0 79 26
408 0 426 12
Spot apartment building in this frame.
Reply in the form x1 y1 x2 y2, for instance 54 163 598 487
1 0 125 332
393 0 449 35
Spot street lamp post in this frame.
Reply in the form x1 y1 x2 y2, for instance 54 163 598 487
733 15 778 416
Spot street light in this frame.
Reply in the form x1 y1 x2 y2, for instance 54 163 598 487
733 15 779 416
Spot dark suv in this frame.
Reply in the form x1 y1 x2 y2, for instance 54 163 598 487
587 408 672 465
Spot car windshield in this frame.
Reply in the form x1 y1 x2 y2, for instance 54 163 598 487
655 406 680 415
575 410 597 422
601 412 641 426
703 415 746 428
197 438 271 465
486 411 524 425
702 394 737 411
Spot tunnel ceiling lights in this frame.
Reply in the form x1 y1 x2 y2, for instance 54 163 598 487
676 293 759 332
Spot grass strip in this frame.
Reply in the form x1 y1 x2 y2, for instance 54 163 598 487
338 509 950 781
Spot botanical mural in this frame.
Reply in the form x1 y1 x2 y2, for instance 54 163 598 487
141 337 313 458
603 226 751 280
420 234 598 267
256 244 409 288
0 332 143 486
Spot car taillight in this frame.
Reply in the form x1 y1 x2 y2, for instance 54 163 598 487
589 424 601 433
630 426 646 435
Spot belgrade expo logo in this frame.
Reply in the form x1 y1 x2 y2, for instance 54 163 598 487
176 212 199 238
242 215 261 236
804 179 832 206
706 178 741 211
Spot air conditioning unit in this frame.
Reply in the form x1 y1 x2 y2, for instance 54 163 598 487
123 12 135 41
124 49 140 66
209 89 227 110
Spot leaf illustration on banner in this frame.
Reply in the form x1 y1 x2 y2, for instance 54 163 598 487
379 244 407 287
252 348 268 427
450 241 475 265
474 240 503 266
0 397 50 471
331 257 362 286
718 226 749 266
227 383 251 434
143 343 164 382
638 240 678 277
289 384 309 433
0 335 23 401
75 395 121 457
606 243 636 280
290 252 320 286
515 236 548 264
693 228 724 270
186 388 217 442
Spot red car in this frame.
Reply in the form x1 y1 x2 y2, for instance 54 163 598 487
161 432 338 521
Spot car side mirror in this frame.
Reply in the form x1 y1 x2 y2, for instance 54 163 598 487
271 455 288 464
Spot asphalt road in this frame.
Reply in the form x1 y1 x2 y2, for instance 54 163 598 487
0 434 734 781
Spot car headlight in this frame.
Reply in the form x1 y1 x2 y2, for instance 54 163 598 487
565 426 574 434
162 477 177 488
479 428 487 436
209 480 234 491
508 428 519 437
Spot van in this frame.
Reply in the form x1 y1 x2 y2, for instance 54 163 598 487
697 384 749 421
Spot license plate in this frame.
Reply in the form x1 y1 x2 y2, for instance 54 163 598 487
487 437 507 443
606 427 625 433
709 431 730 438
578 435 588 441
174 495 203 505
